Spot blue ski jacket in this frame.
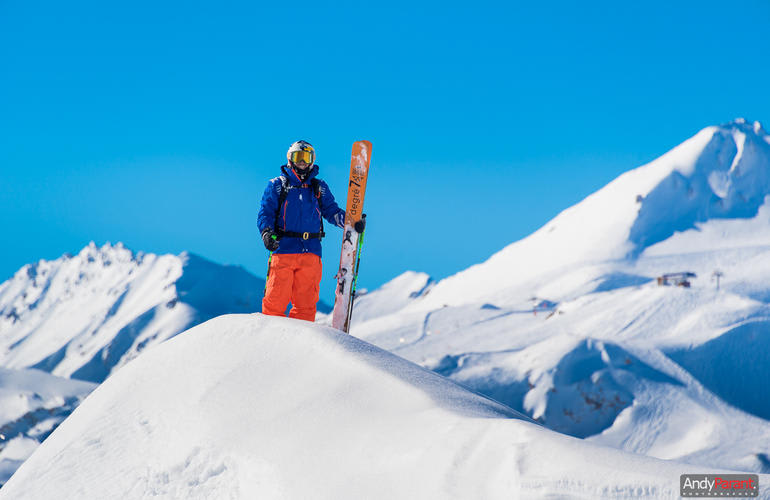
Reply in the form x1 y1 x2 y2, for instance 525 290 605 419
258 164 345 257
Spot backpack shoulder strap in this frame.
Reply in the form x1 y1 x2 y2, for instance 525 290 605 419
274 175 290 229
310 178 322 198
311 178 324 237
277 175 290 202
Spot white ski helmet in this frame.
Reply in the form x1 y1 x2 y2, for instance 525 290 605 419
286 140 315 167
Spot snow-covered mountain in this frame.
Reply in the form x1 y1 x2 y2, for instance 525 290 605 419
413 118 770 309
6 314 762 499
0 242 265 383
0 243 271 484
349 119 770 473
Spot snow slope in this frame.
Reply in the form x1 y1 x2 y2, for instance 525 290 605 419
0 242 265 383
351 119 770 473
4 314 757 500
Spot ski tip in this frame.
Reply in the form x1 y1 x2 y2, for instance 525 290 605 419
353 140 372 151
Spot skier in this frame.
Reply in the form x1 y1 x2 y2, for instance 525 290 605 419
258 140 363 321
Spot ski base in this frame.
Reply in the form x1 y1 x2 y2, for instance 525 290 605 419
331 140 372 333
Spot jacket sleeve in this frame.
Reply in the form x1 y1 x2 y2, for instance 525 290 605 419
317 180 346 229
257 179 281 233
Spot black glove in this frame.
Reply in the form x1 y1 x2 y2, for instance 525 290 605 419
354 214 367 234
261 228 280 251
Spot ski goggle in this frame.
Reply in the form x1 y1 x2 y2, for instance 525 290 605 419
290 150 314 165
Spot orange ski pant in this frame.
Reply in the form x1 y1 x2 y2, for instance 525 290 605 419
262 253 322 322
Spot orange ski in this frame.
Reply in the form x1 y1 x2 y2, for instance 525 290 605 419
332 140 372 333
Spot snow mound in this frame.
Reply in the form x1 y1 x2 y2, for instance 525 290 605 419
0 314 733 499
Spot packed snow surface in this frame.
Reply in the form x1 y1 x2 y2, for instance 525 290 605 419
4 314 756 500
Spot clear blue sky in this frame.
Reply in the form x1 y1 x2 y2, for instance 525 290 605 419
2 0 769 304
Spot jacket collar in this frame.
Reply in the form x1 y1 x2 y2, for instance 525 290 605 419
281 164 319 185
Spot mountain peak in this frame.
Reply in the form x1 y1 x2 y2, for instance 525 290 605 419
76 241 137 262
627 118 770 253
721 117 766 137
